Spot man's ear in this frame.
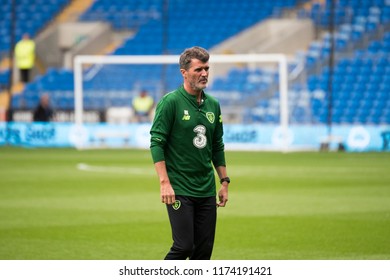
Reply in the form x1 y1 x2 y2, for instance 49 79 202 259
180 69 186 79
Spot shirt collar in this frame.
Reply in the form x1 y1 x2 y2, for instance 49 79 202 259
178 85 207 107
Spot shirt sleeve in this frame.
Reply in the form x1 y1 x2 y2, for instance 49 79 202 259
212 103 226 167
150 96 175 163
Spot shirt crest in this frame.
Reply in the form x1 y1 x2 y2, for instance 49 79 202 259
206 112 215 123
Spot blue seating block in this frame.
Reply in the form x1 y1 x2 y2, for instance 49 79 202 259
0 0 70 53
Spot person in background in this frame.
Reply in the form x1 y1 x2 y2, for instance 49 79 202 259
14 33 36 83
33 94 54 122
132 89 155 122
150 46 230 260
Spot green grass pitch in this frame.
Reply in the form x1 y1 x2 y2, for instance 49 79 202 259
0 147 389 260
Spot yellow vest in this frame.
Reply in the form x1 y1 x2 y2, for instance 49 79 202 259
132 96 154 114
15 39 36 69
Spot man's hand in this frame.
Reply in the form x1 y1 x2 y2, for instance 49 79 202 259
217 184 228 207
160 182 176 205
154 161 175 205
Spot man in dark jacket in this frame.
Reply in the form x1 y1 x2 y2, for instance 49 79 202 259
33 94 54 122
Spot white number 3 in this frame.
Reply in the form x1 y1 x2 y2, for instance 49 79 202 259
193 125 207 149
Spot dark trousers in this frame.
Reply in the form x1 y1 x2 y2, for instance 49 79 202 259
20 69 30 83
165 195 217 260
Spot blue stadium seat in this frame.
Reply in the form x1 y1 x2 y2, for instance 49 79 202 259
0 69 10 89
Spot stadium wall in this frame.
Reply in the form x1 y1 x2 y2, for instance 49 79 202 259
0 122 389 152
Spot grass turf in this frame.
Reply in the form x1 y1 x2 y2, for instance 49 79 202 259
0 147 389 260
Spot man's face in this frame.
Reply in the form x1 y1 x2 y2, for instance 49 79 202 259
181 59 209 92
41 95 49 107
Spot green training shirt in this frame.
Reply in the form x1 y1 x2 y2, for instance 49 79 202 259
150 85 226 197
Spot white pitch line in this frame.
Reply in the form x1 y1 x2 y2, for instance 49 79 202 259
77 163 155 175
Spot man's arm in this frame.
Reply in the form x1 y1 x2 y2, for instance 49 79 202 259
150 96 176 204
215 165 229 207
154 161 176 205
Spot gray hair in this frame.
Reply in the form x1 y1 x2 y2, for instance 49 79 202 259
179 46 209 70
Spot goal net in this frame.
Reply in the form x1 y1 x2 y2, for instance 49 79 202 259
73 54 290 150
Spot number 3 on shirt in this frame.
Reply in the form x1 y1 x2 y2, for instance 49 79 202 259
193 125 207 149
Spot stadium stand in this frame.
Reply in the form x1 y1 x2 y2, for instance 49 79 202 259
0 0 70 53
0 0 70 92
12 0 309 112
299 0 390 125
245 0 390 124
4 0 390 126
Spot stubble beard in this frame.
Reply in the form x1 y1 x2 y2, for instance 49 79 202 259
189 79 207 93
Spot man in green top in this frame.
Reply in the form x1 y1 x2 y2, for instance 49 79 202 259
150 46 230 260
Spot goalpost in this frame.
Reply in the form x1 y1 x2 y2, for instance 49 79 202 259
73 54 289 150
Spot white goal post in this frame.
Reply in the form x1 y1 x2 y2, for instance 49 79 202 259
73 54 289 149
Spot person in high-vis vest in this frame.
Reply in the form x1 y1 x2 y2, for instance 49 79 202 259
132 89 155 122
15 33 35 83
